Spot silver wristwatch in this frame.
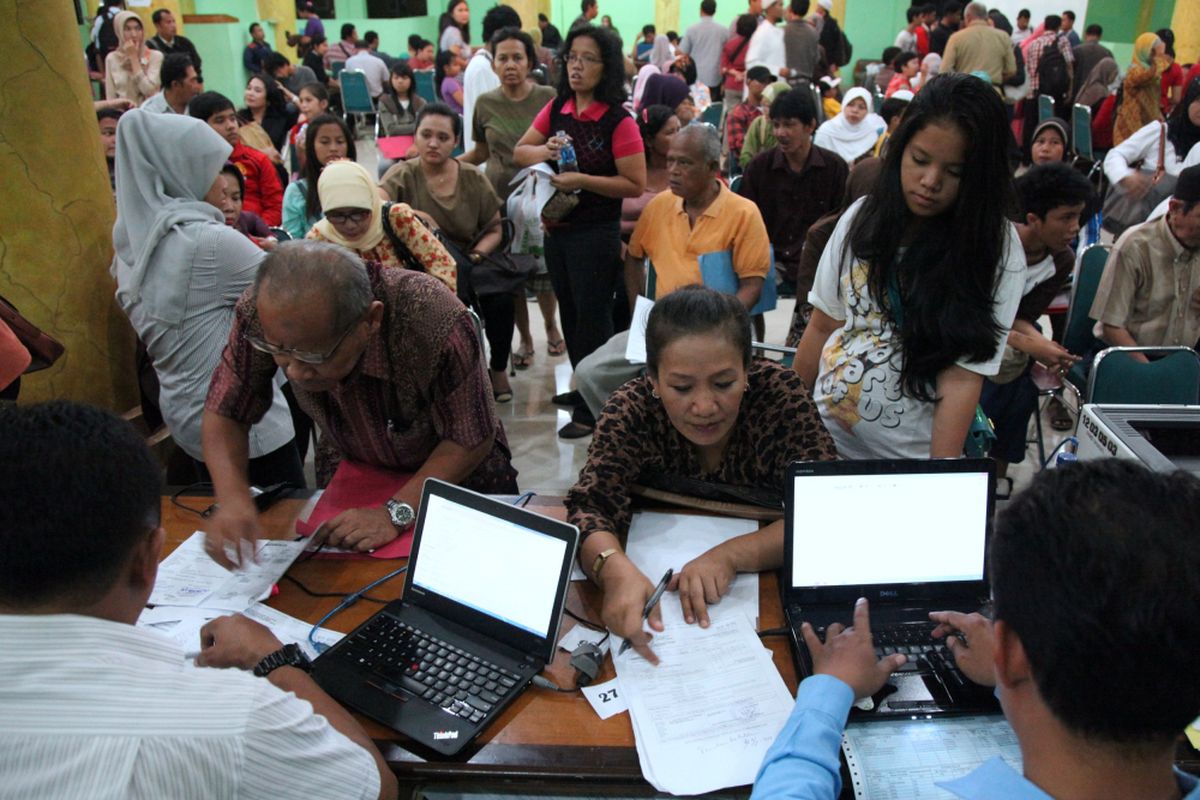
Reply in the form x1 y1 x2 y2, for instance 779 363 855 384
384 499 416 531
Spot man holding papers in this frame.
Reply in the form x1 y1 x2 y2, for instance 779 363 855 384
0 402 397 800
752 460 1200 800
574 123 773 422
569 288 835 662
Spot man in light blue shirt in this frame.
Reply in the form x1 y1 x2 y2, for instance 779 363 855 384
753 460 1200 800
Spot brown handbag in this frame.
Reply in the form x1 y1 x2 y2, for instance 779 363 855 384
0 295 65 373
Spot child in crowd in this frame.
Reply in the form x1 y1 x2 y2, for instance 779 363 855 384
739 81 790 168
189 91 284 226
818 76 841 119
873 93 912 157
379 61 426 138
886 50 919 97
287 82 330 177
282 112 355 241
795 73 1024 459
726 66 774 173
213 162 276 249
97 107 122 192
436 49 465 113
980 163 1092 491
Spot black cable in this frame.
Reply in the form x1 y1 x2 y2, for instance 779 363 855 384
563 606 607 631
283 574 389 604
532 675 578 693
169 482 213 517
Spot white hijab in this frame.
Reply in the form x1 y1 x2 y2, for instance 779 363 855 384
111 109 231 325
814 87 886 163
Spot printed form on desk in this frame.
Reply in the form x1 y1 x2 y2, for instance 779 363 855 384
613 601 793 795
841 714 1022 800
148 531 308 611
625 511 760 627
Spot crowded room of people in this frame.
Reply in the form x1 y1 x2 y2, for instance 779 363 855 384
3 0 1200 798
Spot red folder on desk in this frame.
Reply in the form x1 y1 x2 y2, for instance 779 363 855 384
295 460 414 559
377 135 415 160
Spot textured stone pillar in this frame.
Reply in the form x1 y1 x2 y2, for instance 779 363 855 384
0 0 136 409
656 0 680 38
1172 0 1198 68
507 0 540 32
257 0 298 59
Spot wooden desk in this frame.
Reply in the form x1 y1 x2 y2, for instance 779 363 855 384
160 494 799 791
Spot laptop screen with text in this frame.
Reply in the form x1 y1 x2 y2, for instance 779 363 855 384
790 470 988 589
412 493 569 638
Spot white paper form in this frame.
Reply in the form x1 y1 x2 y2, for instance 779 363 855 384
625 511 761 628
137 603 344 661
614 602 794 795
841 715 1022 800
149 531 308 611
241 603 345 660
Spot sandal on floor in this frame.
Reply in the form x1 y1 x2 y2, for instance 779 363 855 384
547 337 567 356
1048 398 1072 431
493 390 513 404
512 348 534 370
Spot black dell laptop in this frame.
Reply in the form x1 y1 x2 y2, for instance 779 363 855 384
783 458 1000 718
312 479 579 755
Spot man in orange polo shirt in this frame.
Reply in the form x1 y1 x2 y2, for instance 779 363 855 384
570 123 771 434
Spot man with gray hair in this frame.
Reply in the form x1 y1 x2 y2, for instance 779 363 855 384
941 1 1017 91
202 242 518 565
564 124 772 437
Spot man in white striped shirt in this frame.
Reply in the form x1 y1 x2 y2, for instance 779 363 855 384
0 401 398 800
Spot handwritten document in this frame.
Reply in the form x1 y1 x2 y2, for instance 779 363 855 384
625 512 760 627
614 602 793 794
149 531 307 611
841 714 1022 800
137 603 344 661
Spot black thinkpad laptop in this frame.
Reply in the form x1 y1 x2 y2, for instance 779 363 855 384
312 479 579 755
783 458 1000 718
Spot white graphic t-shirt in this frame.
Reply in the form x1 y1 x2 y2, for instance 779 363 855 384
808 198 1025 459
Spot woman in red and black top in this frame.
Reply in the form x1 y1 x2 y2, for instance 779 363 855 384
515 25 646 439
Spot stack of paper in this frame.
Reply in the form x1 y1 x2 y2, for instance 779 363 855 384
841 715 1023 800
614 602 794 795
139 531 340 658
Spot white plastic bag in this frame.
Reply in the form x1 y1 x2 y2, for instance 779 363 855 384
506 165 556 274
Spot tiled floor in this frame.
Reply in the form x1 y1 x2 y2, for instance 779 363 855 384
354 137 1071 502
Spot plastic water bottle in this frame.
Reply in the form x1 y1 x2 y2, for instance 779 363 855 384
556 130 578 173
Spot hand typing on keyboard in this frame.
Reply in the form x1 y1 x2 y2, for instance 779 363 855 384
802 598 909 700
929 610 997 687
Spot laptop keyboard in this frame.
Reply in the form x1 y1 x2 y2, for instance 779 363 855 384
815 621 969 688
333 615 520 724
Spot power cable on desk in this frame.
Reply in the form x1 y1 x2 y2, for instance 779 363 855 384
563 607 607 631
283 574 388 604
308 566 408 654
169 482 214 517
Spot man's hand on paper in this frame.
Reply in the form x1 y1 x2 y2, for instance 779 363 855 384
195 614 284 670
929 610 997 687
316 507 399 552
600 555 663 665
205 497 262 569
669 547 736 628
803 598 908 700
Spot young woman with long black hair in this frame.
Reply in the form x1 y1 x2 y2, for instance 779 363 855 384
795 73 1025 459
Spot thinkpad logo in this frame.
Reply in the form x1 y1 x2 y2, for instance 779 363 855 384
433 730 459 741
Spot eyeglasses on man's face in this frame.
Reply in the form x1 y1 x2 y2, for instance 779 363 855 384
244 311 365 365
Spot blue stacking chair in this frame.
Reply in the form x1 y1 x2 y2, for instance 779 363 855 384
339 70 376 138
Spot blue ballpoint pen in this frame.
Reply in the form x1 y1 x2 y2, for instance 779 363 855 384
617 568 673 656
